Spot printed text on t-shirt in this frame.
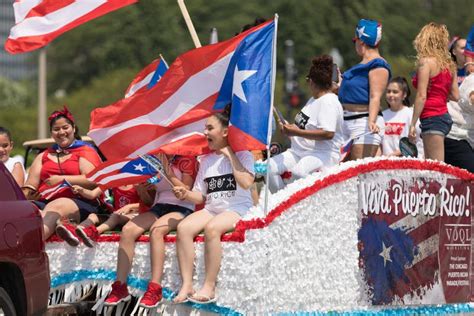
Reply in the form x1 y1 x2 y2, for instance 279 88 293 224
295 111 309 130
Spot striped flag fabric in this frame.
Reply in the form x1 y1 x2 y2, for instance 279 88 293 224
124 56 169 98
87 155 159 189
40 179 73 201
88 18 277 159
5 0 137 54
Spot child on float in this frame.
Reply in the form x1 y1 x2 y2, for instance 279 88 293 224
409 23 460 161
171 108 255 304
54 183 148 247
382 77 423 157
267 55 345 193
0 126 25 186
104 154 197 309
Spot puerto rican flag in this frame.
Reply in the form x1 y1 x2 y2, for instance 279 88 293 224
88 18 277 159
5 0 137 54
40 179 73 201
124 55 169 98
87 155 159 189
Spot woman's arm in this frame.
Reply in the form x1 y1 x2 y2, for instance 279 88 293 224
71 185 102 199
135 183 155 206
368 67 390 132
11 162 25 187
219 147 254 190
281 124 335 140
409 58 431 140
173 186 205 204
23 152 43 190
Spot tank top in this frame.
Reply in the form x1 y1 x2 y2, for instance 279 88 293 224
38 145 102 200
412 69 452 119
38 152 80 199
338 58 391 105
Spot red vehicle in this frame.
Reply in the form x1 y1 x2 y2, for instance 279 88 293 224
0 163 50 316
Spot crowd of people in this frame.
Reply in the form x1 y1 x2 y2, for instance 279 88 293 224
1 18 474 309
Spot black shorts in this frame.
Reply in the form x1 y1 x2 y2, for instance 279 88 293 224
32 198 101 222
149 203 193 218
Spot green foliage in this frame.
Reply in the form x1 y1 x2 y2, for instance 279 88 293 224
0 76 33 108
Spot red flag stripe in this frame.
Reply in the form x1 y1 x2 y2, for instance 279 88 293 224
5 0 137 54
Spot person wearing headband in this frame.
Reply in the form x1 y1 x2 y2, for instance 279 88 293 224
22 106 102 242
338 19 391 160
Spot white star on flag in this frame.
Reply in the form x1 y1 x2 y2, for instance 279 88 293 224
379 242 393 267
357 26 369 38
134 163 146 172
232 65 257 103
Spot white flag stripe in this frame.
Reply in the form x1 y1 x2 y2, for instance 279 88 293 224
88 160 129 181
125 71 155 98
88 52 234 146
127 119 207 158
13 0 42 24
408 234 439 267
389 212 437 233
96 172 149 185
41 184 62 195
9 0 106 39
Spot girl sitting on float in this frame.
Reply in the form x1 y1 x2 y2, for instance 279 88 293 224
267 55 345 193
22 107 102 240
172 108 255 304
104 154 197 309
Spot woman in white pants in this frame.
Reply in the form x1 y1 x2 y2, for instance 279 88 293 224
268 55 344 193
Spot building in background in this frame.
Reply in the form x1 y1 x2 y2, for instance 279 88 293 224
0 0 35 81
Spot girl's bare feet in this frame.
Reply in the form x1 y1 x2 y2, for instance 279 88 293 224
189 285 215 303
173 286 194 304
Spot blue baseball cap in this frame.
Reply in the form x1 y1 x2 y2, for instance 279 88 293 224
353 19 382 47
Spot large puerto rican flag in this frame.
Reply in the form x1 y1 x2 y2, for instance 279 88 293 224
5 0 137 54
88 17 277 159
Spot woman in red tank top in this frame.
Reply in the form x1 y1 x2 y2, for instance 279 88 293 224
409 23 460 161
22 107 102 242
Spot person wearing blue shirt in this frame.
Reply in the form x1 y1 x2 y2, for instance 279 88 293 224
338 19 391 160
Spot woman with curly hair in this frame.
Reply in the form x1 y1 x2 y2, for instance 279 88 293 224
267 54 344 193
409 22 460 161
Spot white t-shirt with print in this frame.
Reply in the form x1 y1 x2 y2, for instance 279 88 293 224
193 151 255 216
290 93 345 164
382 107 424 158
382 107 412 155
153 165 194 210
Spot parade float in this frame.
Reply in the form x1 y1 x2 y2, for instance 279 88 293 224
46 157 474 315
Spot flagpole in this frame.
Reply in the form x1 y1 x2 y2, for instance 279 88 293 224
264 14 279 216
177 0 202 48
38 48 47 138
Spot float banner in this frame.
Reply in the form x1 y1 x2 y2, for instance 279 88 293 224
357 174 473 305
